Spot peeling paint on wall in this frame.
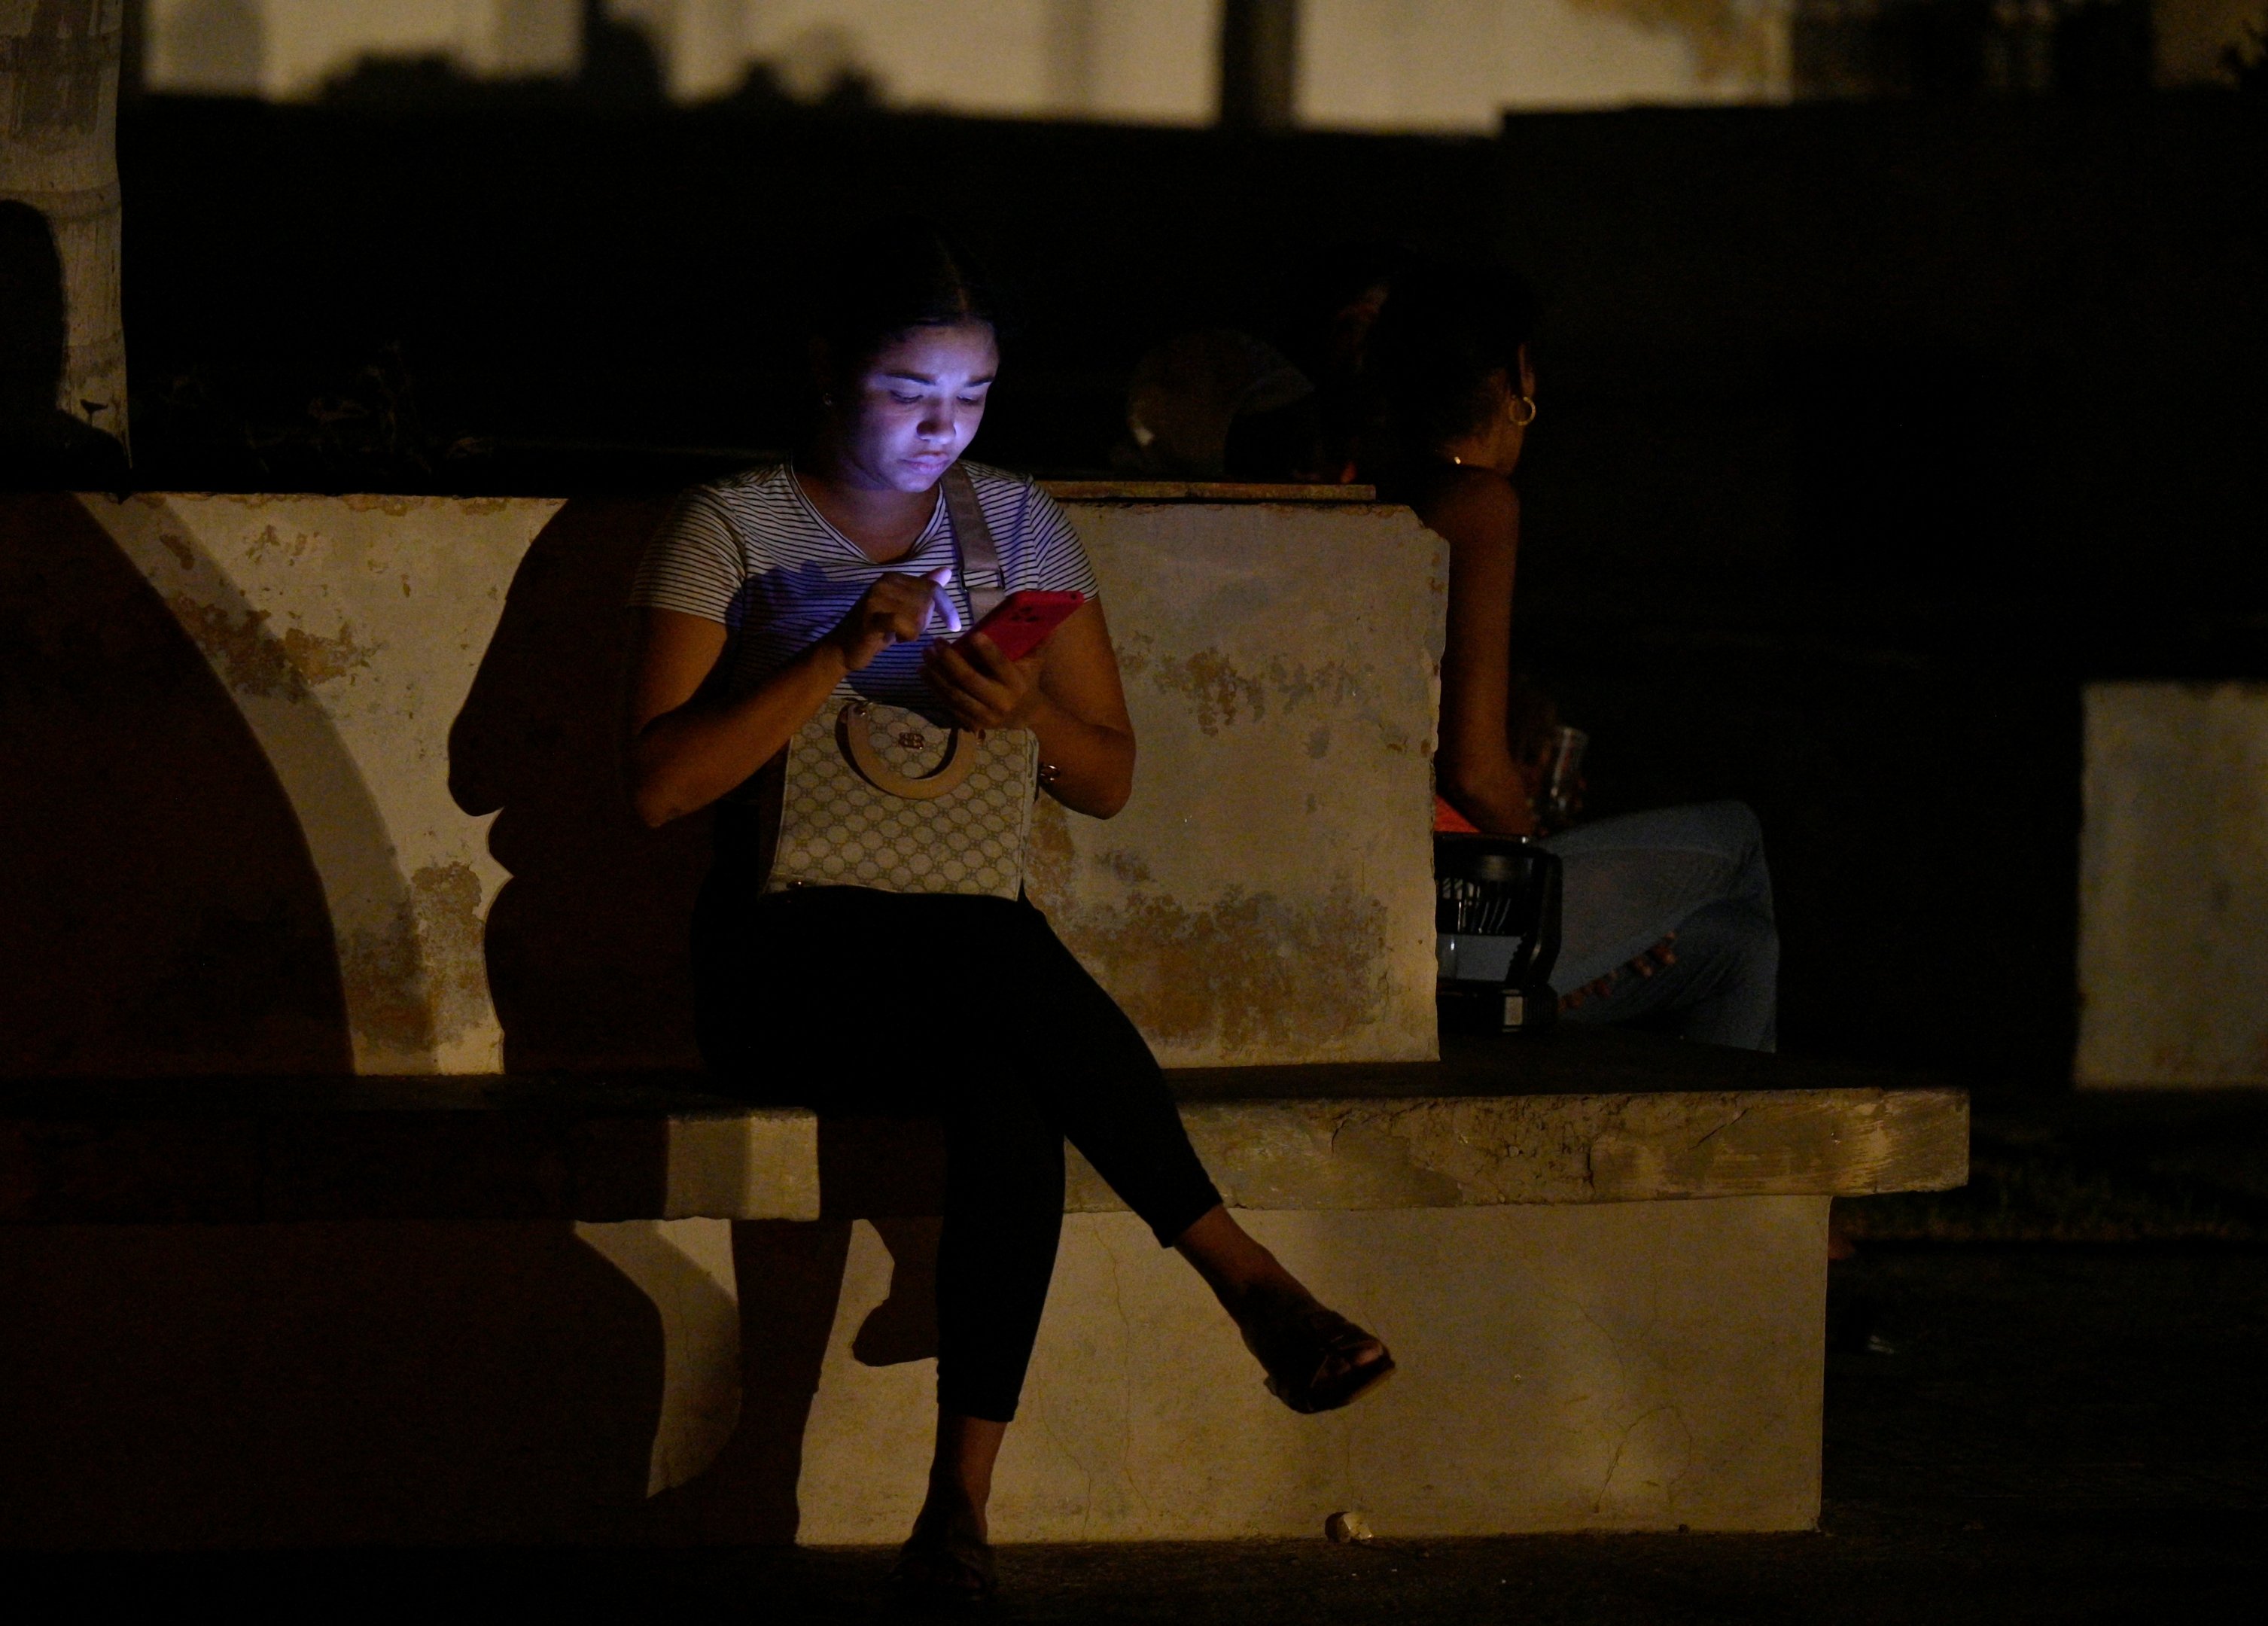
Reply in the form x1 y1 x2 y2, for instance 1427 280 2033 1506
1134 644 1393 742
1150 647 1270 733
1049 881 1396 1055
412 859 495 1053
166 595 377 696
335 901 437 1061
1037 500 1448 1067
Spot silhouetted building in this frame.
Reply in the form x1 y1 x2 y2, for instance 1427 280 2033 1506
1793 0 2156 97
577 0 663 107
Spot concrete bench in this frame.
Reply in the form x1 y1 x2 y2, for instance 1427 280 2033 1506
0 1028 1963 1544
0 489 1965 1546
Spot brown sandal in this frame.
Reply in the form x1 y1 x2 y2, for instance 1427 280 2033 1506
1242 1301 1397 1415
891 1510 997 1606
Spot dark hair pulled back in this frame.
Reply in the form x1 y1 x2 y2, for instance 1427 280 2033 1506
805 218 1003 394
1363 260 1536 464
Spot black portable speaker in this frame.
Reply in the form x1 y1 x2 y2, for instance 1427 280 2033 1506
1434 834 1563 1034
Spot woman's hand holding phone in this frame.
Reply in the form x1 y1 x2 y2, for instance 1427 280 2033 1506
923 629 1043 731
922 591 1085 731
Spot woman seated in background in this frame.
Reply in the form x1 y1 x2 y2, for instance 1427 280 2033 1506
1359 260 1779 1052
623 221 1392 1603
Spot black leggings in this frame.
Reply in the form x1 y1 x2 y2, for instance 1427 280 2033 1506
692 882 1223 1424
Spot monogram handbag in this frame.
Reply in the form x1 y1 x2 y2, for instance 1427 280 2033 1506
763 464 1041 900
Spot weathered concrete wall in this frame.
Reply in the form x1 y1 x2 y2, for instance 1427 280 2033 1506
1029 501 1445 1067
89 492 545 1073
2078 682 2268 1088
25 489 1439 1076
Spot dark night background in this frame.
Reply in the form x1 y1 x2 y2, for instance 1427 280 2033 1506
106 78 2268 1092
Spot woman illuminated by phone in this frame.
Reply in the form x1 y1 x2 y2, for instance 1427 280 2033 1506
624 221 1391 1603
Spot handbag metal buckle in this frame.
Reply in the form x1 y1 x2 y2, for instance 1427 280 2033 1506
836 700 979 800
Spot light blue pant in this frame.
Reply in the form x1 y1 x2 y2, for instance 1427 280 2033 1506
1541 800 1779 1052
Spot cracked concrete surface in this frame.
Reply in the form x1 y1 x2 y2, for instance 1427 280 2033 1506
1062 1086 1967 1212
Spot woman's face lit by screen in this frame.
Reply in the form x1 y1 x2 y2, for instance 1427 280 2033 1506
831 319 999 492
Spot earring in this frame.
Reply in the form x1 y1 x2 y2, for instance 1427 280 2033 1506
821 391 836 408
1508 395 1538 428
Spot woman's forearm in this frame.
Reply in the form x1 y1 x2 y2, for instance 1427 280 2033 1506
631 641 849 826
1441 752 1537 838
635 649 1134 826
1027 694 1136 818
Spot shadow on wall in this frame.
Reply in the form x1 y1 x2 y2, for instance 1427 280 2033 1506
0 493 348 1075
0 489 875 1545
448 497 711 1073
629 1217 851 1544
0 203 127 491
0 493 946 1543
639 1216 944 1543
445 498 948 1543
0 497 666 1547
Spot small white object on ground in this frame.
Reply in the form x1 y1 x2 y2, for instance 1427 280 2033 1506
1325 1510 1374 1543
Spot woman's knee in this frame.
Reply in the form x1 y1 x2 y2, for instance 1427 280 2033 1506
945 1082 1067 1207
1667 898 1778 1051
1688 800 1773 914
1677 897 1778 987
1685 798 1764 855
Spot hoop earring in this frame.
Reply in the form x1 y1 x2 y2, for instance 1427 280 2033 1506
1508 394 1538 428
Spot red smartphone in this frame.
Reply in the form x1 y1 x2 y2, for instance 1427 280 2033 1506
956 589 1086 662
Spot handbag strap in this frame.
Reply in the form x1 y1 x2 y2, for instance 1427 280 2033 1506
942 462 1007 624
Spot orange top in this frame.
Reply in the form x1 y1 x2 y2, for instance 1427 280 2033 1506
1434 795 1479 835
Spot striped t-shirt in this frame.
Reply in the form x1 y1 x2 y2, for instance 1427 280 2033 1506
629 460 1100 728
